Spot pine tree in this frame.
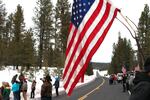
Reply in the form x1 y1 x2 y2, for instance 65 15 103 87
11 4 25 68
54 0 71 67
108 33 135 74
0 0 6 67
33 0 54 68
22 29 36 70
4 13 14 66
137 4 150 66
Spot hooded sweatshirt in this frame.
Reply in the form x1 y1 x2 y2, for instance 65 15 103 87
129 72 150 100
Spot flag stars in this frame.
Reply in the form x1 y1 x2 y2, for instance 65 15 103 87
88 2 91 5
76 10 78 14
83 3 86 6
79 9 82 13
73 6 75 10
71 0 95 27
76 5 78 8
79 3 82 7
76 16 79 19
79 15 82 18
73 12 76 15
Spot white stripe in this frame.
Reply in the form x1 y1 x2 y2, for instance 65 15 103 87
67 25 76 48
63 0 100 83
63 0 104 85
63 0 99 79
64 0 99 71
66 6 116 93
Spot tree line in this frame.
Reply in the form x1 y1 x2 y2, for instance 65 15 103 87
109 4 150 74
0 0 70 69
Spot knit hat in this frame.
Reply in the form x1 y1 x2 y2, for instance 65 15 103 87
144 57 150 72
45 74 52 81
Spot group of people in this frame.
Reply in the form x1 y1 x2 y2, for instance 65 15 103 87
11 73 28 100
109 56 150 100
0 73 60 100
0 73 28 100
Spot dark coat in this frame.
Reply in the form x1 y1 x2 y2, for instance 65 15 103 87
129 72 150 100
54 79 59 88
41 81 52 98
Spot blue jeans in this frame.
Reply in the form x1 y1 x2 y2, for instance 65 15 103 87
13 91 20 100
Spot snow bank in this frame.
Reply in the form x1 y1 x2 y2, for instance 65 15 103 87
0 67 108 99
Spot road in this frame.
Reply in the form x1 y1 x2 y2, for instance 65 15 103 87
50 77 130 100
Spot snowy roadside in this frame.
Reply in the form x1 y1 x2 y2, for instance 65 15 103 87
0 67 108 99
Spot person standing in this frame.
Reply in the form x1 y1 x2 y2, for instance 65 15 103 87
18 73 24 100
11 75 21 100
1 82 11 100
12 81 20 100
122 74 127 92
41 75 52 100
30 80 36 98
11 74 18 84
21 78 28 100
53 76 60 96
129 57 150 100
19 73 27 100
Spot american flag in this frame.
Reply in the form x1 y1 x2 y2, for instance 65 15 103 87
63 0 119 96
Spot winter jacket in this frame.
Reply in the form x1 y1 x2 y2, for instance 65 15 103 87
31 81 36 90
2 87 10 100
12 82 20 92
21 81 28 92
41 81 52 98
54 79 59 88
129 72 150 100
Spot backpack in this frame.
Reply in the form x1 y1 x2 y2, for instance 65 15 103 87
12 82 20 92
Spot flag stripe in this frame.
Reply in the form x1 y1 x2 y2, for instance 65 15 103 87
63 0 104 82
63 0 119 95
66 23 75 48
63 0 102 79
67 7 118 96
64 1 110 89
66 26 77 55
65 2 112 91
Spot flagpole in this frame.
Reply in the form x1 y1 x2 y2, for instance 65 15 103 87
119 12 137 36
117 12 145 66
126 16 138 30
116 17 135 39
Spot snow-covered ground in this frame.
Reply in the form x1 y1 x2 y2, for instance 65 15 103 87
0 67 108 99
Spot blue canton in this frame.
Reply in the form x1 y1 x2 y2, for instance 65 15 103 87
71 0 95 28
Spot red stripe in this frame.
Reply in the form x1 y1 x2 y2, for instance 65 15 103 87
64 2 111 89
67 8 118 96
66 27 77 56
68 23 73 34
63 0 104 80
